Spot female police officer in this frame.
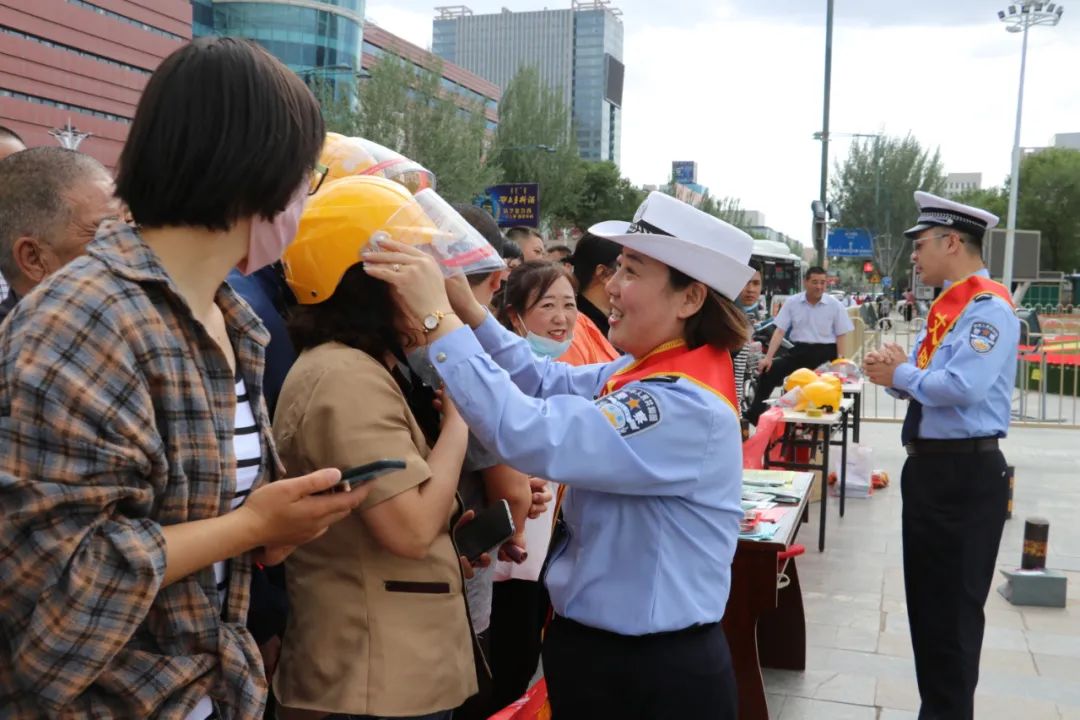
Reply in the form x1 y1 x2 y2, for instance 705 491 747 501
364 192 753 719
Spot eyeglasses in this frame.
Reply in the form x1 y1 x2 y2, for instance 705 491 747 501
308 162 329 196
913 232 954 250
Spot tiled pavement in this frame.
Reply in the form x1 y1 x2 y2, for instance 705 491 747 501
763 421 1080 719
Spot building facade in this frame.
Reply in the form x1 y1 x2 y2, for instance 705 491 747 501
0 0 191 168
196 0 364 101
362 22 499 132
432 1 624 164
945 172 982 197
1053 132 1080 150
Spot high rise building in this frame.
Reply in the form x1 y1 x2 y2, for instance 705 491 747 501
432 1 624 164
195 0 364 101
0 0 191 167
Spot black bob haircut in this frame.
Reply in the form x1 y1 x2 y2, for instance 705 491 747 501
116 37 325 231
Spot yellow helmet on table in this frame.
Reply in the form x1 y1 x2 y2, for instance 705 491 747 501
784 367 819 392
801 380 842 412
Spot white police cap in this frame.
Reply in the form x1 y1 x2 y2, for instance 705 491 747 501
904 190 999 241
588 192 755 301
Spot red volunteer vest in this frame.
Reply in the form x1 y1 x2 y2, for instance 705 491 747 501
916 275 1013 369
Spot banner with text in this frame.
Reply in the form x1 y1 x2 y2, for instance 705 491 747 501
481 183 541 228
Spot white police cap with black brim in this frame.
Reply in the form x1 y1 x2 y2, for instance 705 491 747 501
904 190 1000 241
587 191 755 301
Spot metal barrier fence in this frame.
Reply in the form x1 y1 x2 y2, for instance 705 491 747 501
852 304 1080 428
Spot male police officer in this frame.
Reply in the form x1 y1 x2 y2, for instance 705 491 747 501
864 191 1018 720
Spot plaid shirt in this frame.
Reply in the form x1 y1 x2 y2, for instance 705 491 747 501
0 221 280 718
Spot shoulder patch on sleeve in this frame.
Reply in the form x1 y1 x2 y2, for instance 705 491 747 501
640 375 679 384
595 387 662 436
969 321 1000 353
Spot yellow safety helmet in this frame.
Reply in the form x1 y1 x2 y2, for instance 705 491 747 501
319 132 379 183
818 373 843 389
784 367 819 392
318 132 435 194
801 380 842 412
283 175 442 304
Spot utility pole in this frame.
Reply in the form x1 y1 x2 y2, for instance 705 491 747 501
815 0 834 266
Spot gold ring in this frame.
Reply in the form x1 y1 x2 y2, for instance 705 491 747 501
392 263 401 272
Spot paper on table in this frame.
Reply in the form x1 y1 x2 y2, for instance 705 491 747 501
740 523 782 541
759 507 793 523
743 469 796 487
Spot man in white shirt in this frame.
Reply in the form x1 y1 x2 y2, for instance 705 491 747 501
745 266 854 423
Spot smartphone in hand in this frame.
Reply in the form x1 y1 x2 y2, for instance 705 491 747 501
454 499 515 562
319 459 407 495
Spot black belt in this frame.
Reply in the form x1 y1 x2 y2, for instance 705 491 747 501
905 437 999 456
553 614 719 642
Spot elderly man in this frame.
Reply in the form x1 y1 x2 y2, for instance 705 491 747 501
0 147 120 324
0 126 27 299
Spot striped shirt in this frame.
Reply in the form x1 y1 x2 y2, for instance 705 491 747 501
190 378 263 720
0 221 278 718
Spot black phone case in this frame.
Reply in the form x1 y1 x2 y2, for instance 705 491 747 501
454 500 515 561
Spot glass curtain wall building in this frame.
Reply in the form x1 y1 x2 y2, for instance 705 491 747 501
195 0 363 101
433 2 624 164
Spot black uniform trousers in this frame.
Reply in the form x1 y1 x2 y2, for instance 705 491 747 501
745 341 837 423
542 614 737 720
901 448 1009 720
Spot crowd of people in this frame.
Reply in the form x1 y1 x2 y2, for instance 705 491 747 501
0 35 1021 720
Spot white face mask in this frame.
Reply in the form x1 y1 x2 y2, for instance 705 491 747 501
525 331 573 359
516 319 572 359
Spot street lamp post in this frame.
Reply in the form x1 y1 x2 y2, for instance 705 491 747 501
816 0 835 266
998 1 1064 291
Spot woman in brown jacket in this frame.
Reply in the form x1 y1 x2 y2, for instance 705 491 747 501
270 176 477 720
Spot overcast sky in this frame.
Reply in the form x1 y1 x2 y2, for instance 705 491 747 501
365 0 1080 245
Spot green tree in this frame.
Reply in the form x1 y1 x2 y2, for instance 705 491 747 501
951 186 1008 221
312 57 496 203
831 133 947 282
490 67 584 223
1016 148 1080 272
566 160 646 230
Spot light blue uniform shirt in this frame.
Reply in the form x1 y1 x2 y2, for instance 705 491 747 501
774 292 854 344
429 314 743 636
890 269 1019 439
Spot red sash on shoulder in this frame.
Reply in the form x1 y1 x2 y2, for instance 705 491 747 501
916 275 1013 369
601 339 740 417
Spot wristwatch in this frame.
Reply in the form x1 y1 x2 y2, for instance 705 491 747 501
422 310 455 333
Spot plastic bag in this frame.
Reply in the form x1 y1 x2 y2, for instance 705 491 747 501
828 443 873 498
775 386 803 409
816 358 863 382
489 678 551 720
371 187 505 277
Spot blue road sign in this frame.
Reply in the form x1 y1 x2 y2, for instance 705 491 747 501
827 228 874 258
882 276 892 288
